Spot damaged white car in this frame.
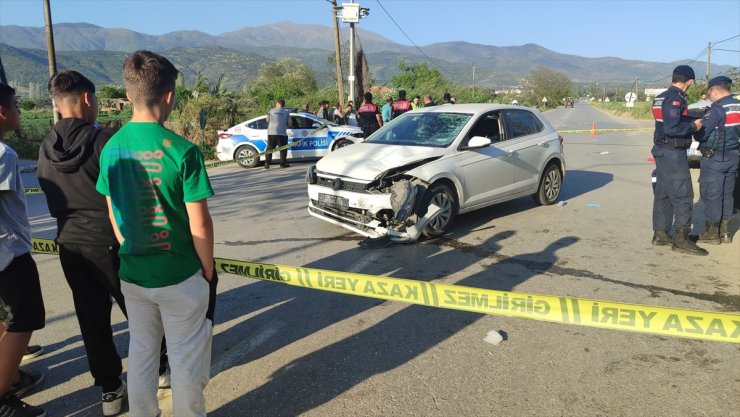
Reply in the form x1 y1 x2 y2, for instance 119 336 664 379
306 104 565 243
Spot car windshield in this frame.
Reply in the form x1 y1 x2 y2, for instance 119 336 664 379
366 112 473 147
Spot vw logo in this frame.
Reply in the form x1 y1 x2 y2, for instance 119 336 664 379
332 178 343 190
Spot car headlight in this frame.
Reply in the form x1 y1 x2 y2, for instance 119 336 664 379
306 165 318 184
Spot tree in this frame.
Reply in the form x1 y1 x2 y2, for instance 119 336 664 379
248 58 318 109
523 67 573 108
391 60 447 93
97 85 126 99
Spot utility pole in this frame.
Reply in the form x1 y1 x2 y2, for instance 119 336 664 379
330 1 345 109
349 18 355 104
43 0 59 122
634 77 638 100
706 41 712 80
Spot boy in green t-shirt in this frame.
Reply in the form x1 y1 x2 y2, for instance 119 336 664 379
96 51 216 417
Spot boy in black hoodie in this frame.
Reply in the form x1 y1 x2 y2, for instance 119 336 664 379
38 71 177 415
37 70 128 415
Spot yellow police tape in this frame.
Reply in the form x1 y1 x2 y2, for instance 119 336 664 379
29 237 739 344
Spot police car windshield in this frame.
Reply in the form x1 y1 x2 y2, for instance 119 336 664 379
366 112 473 147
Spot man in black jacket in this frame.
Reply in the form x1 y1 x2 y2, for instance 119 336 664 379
37 71 168 416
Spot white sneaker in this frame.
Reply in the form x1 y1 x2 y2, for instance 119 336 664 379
102 380 126 416
158 368 171 389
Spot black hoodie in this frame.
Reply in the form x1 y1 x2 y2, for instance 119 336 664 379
37 118 117 246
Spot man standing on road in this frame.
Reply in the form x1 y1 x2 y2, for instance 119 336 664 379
650 65 706 255
358 92 382 139
391 90 412 120
696 76 740 244
266 99 292 169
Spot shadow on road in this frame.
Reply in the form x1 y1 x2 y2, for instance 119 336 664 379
210 229 578 416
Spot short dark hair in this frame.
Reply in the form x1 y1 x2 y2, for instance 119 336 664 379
443 92 451 101
672 73 691 84
414 95 420 100
123 50 178 106
48 70 96 99
398 89 406 100
710 81 731 93
277 99 285 107
0 83 16 107
364 92 373 102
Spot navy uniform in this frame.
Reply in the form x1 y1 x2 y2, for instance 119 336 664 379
650 65 707 255
697 76 740 244
358 93 381 139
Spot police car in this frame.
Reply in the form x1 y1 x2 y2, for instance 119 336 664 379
216 112 364 168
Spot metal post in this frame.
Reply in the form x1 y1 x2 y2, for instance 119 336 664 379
331 1 345 109
43 0 59 123
348 21 355 104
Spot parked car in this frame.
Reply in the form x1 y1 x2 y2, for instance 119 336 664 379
306 104 566 242
686 100 712 164
216 112 364 168
564 98 575 108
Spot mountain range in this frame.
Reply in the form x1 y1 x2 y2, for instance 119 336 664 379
0 22 733 91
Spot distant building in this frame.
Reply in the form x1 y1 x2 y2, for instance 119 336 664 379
100 98 130 111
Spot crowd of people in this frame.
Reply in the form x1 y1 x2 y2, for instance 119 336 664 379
1 50 216 417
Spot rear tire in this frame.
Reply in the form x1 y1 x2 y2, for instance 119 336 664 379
533 162 562 205
235 145 259 168
420 183 458 238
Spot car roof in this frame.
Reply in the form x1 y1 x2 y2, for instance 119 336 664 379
412 103 540 115
245 112 319 123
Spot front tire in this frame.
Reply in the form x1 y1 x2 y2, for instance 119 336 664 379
420 183 458 238
235 145 259 168
533 162 562 205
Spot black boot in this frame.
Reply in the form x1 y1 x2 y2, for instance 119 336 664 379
672 228 708 256
697 222 721 245
651 230 673 246
719 220 733 243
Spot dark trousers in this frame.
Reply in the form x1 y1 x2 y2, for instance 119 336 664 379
699 149 739 222
59 243 124 390
59 243 168 390
266 135 288 166
652 145 693 230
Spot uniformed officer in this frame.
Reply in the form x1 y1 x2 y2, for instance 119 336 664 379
391 90 412 119
357 92 382 139
696 76 740 244
650 65 706 255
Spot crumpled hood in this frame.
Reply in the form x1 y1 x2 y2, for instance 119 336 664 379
316 143 446 180
41 118 95 173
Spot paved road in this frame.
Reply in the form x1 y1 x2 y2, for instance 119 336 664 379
20 102 738 416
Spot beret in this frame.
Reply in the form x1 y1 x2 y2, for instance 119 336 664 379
708 75 732 88
673 65 695 79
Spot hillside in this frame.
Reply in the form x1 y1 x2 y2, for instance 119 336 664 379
1 22 734 87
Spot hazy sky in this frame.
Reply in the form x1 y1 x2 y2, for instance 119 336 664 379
1 0 739 66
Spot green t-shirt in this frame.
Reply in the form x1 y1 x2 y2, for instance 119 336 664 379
96 122 214 288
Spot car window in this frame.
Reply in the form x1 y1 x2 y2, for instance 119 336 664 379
291 116 316 129
247 118 268 130
366 112 472 148
466 112 501 144
501 110 543 139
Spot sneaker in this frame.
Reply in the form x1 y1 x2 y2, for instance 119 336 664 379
0 395 46 417
158 367 171 389
8 370 44 398
21 346 43 363
280 164 290 168
101 380 126 416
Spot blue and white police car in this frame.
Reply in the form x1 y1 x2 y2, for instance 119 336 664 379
216 112 364 168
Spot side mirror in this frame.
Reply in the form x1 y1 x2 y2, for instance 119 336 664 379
466 136 492 149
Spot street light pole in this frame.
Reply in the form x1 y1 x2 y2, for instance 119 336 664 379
349 19 355 103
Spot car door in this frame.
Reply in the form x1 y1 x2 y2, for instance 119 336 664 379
245 117 269 154
500 109 550 193
287 115 315 159
291 115 330 159
458 111 519 209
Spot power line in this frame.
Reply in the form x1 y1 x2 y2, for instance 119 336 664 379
645 47 707 84
713 34 740 46
713 48 740 53
374 0 455 77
